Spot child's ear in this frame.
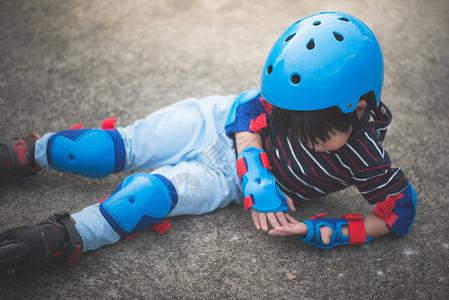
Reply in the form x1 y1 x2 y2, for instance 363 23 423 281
355 100 368 119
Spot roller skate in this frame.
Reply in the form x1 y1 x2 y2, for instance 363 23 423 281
0 134 41 181
0 212 83 277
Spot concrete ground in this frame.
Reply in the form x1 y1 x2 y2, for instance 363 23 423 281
1 0 448 298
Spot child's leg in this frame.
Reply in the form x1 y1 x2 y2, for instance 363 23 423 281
0 168 241 276
0 113 242 275
74 126 243 251
0 172 177 276
33 95 236 178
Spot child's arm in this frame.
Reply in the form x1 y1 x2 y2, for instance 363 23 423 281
360 213 391 237
269 183 417 248
274 124 418 248
225 89 296 231
235 132 296 231
269 213 390 242
235 131 262 154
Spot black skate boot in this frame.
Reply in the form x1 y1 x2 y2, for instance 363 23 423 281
0 212 83 277
0 134 41 181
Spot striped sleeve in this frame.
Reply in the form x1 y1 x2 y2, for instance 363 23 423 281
344 131 410 204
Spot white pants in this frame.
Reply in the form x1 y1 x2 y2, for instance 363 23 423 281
35 95 243 251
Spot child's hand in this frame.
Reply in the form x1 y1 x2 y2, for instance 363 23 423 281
268 214 334 245
250 195 296 231
267 213 307 235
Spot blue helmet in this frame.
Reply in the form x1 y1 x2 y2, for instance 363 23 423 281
261 12 383 113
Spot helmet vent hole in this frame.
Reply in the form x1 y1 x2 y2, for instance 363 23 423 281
306 39 315 50
291 74 301 85
338 17 350 22
267 65 273 75
285 33 296 42
313 21 321 26
333 32 344 41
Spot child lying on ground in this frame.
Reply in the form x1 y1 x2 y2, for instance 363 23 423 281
0 12 417 276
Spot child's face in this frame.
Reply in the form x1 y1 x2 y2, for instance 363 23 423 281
305 128 352 152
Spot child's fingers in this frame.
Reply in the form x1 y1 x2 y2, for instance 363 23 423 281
268 229 292 236
284 213 300 224
271 222 308 235
286 196 296 211
264 213 280 231
258 211 269 232
319 226 333 245
250 208 261 230
251 210 295 232
273 211 288 228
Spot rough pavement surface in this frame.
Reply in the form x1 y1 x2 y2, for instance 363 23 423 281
0 0 448 298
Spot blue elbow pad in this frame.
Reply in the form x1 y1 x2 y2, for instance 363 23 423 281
374 183 418 237
225 89 260 129
225 89 268 136
47 129 126 178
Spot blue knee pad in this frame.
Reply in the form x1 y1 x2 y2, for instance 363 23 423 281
99 173 178 238
47 129 126 178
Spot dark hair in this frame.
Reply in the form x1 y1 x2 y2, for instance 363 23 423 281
269 92 377 146
270 105 351 146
